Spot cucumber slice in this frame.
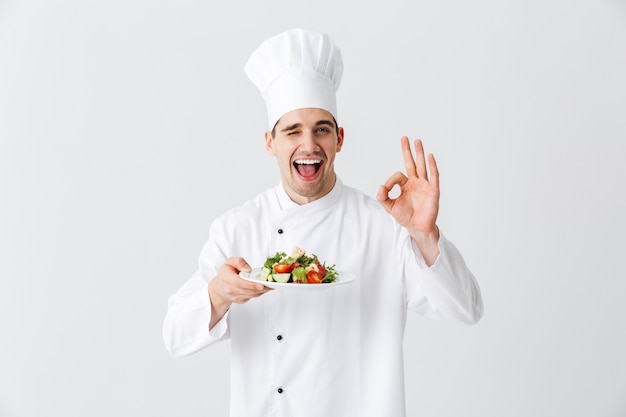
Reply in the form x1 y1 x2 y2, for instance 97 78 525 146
259 267 272 281
272 273 291 283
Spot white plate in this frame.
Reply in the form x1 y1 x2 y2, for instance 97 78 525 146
239 268 355 289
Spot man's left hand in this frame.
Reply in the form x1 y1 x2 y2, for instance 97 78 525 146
377 137 441 265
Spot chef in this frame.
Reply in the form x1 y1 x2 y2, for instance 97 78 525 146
163 28 483 417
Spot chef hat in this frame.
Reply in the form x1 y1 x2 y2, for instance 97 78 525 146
244 28 343 130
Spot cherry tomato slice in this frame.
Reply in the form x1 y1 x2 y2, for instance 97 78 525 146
273 263 293 273
306 270 323 284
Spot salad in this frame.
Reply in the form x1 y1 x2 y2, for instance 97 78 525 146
260 247 338 284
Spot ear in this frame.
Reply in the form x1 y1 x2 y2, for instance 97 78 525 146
264 131 276 156
336 127 345 153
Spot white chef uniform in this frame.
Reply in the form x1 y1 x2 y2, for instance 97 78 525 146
163 28 483 417
163 179 483 417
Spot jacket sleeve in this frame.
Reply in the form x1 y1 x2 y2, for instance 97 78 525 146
405 232 484 325
162 224 231 357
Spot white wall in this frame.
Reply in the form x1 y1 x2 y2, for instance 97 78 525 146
1 1 625 416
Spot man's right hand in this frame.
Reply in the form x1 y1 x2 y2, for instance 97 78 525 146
208 257 271 329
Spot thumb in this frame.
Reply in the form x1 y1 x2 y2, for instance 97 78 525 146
226 257 252 273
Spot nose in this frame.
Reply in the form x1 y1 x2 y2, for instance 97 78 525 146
299 129 320 152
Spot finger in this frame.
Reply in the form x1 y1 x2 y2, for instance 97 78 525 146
382 171 408 191
239 279 268 292
232 266 269 292
224 257 252 273
413 139 428 179
222 258 263 291
377 171 407 213
428 153 439 188
239 282 272 294
376 185 393 213
228 271 268 293
400 136 418 178
224 284 271 303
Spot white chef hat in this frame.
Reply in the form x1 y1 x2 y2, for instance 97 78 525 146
244 28 343 130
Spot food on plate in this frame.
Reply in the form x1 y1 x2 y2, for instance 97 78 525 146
260 247 338 284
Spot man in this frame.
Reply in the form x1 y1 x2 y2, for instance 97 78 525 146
163 28 483 417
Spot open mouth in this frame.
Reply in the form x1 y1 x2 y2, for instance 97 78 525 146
293 159 322 180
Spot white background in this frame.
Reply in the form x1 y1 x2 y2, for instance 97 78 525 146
1 0 625 416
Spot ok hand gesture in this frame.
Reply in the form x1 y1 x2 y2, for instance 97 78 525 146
376 137 441 264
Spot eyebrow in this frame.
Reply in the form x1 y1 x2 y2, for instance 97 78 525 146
280 119 336 132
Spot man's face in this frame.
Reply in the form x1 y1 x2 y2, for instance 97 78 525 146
265 108 344 205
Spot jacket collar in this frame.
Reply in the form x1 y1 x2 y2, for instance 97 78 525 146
276 177 343 211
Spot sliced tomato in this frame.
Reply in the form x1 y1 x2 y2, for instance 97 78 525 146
306 270 323 284
273 263 293 273
317 263 327 277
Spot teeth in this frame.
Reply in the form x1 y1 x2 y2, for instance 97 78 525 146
294 159 321 165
